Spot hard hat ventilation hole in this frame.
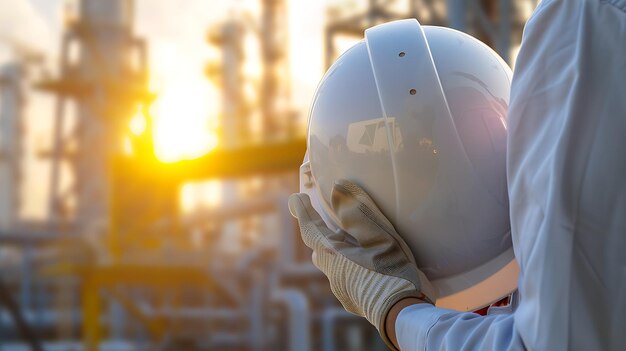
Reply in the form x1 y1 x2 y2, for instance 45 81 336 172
399 52 406 57
409 89 417 95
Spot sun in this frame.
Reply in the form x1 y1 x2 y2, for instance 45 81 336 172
150 77 219 163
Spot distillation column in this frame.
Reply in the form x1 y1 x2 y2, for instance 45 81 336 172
44 0 148 233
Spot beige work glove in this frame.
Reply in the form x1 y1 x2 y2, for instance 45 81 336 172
288 180 435 350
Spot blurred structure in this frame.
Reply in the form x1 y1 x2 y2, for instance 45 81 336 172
325 0 538 67
0 36 44 229
0 0 537 350
40 0 150 231
0 63 25 230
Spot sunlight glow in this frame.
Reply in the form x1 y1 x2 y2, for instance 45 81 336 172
151 78 219 163
122 136 133 155
129 107 147 136
180 180 223 213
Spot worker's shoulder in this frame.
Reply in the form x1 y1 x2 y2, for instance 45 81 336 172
530 0 626 25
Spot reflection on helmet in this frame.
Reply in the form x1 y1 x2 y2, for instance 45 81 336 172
347 118 402 153
300 19 519 311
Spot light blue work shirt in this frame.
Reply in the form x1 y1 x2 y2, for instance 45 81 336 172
396 0 626 349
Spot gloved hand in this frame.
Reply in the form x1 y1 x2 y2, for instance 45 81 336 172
288 179 435 350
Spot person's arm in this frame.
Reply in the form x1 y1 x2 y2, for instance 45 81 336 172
391 301 522 350
385 297 523 351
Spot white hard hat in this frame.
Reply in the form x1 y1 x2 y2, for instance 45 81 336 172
300 19 519 311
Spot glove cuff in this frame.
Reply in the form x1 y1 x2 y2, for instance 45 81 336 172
375 290 423 351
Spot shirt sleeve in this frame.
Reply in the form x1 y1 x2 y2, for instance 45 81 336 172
395 304 524 351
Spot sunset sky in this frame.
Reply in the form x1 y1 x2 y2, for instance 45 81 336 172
0 0 331 218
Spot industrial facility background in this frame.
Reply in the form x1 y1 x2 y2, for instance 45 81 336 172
0 1 537 350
